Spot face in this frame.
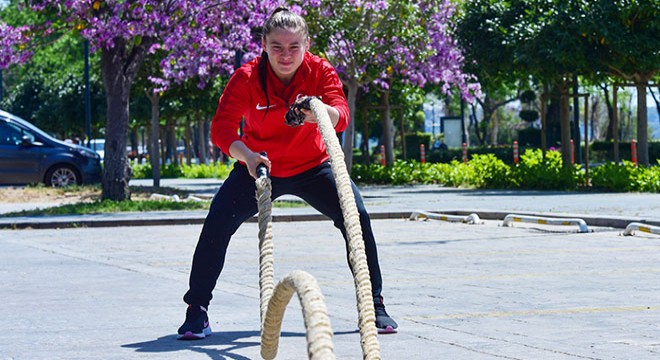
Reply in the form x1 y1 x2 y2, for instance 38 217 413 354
262 28 310 83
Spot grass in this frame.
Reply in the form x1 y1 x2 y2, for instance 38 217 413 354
1 184 308 217
6 199 211 216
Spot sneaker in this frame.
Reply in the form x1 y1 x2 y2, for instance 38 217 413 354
374 298 398 334
177 304 212 340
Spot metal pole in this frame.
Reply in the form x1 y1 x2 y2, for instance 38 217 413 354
0 69 3 103
584 96 590 185
541 94 547 158
573 74 581 163
84 40 91 147
613 85 619 163
460 98 467 145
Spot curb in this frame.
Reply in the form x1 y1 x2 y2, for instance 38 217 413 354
2 210 659 230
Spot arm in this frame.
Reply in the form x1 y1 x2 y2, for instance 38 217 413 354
210 69 271 179
303 58 349 130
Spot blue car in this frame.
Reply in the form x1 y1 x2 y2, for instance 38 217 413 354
0 109 102 187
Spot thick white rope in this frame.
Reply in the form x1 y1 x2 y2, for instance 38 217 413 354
256 97 381 359
261 270 335 360
256 175 275 325
308 98 381 359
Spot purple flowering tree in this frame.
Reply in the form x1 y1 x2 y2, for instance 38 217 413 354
0 23 31 69
301 0 479 168
1 0 274 200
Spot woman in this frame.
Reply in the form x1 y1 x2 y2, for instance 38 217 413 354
178 8 398 340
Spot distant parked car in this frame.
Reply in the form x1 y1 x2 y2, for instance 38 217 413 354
88 138 105 160
0 109 102 187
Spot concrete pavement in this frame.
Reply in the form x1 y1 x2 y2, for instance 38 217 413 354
1 179 660 359
2 219 660 359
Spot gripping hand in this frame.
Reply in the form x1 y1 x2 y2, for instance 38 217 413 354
284 96 321 127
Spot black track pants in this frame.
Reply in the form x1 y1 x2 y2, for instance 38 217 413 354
183 161 384 307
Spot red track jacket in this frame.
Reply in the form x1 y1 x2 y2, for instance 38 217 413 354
211 52 350 178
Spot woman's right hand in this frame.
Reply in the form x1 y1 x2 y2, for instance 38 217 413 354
246 152 271 179
229 140 271 179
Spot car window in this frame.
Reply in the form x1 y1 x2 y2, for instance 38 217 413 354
0 122 36 145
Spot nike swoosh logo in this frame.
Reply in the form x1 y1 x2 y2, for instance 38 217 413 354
256 103 276 111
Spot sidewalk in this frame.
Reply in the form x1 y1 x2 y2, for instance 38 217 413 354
2 179 659 229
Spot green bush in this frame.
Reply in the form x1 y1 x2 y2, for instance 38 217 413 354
637 162 660 192
131 163 152 179
181 163 232 179
591 160 660 192
389 160 422 185
591 161 639 192
130 162 232 180
350 150 658 192
351 163 391 184
509 149 581 190
446 160 475 187
468 153 512 189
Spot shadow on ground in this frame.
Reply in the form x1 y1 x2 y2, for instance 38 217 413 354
123 329 359 360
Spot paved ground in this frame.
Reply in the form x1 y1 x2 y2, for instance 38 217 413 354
1 180 660 359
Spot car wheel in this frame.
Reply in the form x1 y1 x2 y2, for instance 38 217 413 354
45 165 80 187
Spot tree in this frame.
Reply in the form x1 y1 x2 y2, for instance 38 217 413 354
302 0 478 168
455 0 524 146
455 0 596 167
1 28 107 140
582 0 660 166
1 0 272 200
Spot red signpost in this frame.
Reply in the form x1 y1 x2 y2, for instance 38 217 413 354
420 144 426 164
513 141 519 165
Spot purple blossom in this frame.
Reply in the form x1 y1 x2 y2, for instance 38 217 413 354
4 0 479 99
299 0 480 101
0 23 31 69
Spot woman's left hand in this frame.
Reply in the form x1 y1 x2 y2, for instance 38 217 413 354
300 108 317 124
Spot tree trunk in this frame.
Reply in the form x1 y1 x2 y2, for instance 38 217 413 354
102 78 131 200
166 116 176 165
146 91 161 188
600 84 615 141
99 38 150 201
478 98 496 146
590 96 600 140
100 50 131 200
197 119 207 165
635 81 649 166
559 86 572 168
185 116 192 166
381 90 394 166
342 80 359 172
129 127 138 160
490 110 499 145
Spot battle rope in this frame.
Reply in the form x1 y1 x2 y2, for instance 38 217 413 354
255 97 381 359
